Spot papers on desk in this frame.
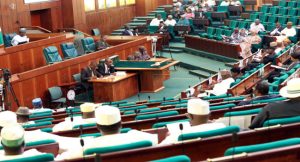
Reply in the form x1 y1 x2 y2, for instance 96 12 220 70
115 71 126 76
151 62 161 67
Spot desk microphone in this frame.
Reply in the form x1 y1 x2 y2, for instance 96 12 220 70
79 125 85 147
138 94 140 101
163 97 166 101
148 96 151 101
179 123 185 154
70 109 74 122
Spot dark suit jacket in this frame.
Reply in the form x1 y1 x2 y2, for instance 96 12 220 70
80 67 101 89
122 30 133 36
238 95 280 106
97 63 115 76
249 99 300 129
271 27 284 36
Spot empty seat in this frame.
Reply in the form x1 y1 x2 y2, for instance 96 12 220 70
81 37 96 53
213 28 224 40
60 42 78 59
287 1 296 8
246 13 259 22
278 16 288 25
287 8 297 16
199 27 215 38
267 7 278 15
238 21 248 29
43 46 63 64
276 7 288 16
278 1 287 7
135 111 179 120
48 86 66 107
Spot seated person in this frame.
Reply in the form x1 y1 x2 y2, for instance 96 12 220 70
238 81 279 106
122 25 134 36
127 55 135 61
160 98 225 145
201 0 216 7
200 3 213 12
53 103 97 132
274 41 284 54
177 15 190 26
280 22 297 37
16 107 34 126
132 27 139 36
249 78 300 129
98 58 115 76
239 30 262 59
249 19 265 33
11 28 29 46
230 0 241 6
0 111 18 133
0 124 45 160
96 35 110 50
81 61 102 90
188 3 199 12
164 15 177 26
138 46 151 60
157 21 168 34
220 0 230 6
150 14 163 26
231 28 242 43
183 8 195 19
270 22 284 36
283 37 291 47
133 51 143 61
231 67 241 79
239 28 248 38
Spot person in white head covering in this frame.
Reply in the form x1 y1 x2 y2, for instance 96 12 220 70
164 15 177 26
0 124 45 160
207 70 235 96
249 19 265 33
249 78 300 129
52 103 97 132
0 111 17 133
280 22 297 37
11 28 29 46
160 99 225 145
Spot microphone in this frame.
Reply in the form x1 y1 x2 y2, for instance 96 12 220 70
163 97 166 101
179 123 185 154
148 96 151 101
138 94 140 101
70 109 74 122
79 125 85 147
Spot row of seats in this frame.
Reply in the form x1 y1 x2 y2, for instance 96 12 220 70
199 27 233 40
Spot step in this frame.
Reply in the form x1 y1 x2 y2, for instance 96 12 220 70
135 16 155 20
162 48 184 53
169 42 186 49
131 19 147 23
189 70 213 78
147 13 156 17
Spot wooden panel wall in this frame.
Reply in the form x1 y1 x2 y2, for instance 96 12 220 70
0 34 74 74
135 0 173 16
0 0 63 33
8 37 152 111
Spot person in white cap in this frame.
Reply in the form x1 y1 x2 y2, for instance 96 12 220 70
53 103 97 132
249 78 300 129
0 111 17 133
164 15 177 26
0 124 44 160
160 99 225 145
11 28 29 46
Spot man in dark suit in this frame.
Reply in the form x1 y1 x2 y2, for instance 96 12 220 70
98 58 115 76
249 78 300 129
122 25 134 36
81 61 102 90
238 81 280 106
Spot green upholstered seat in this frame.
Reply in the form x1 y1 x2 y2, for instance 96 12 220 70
278 1 287 7
81 37 96 54
263 116 300 127
66 108 81 113
29 111 53 119
267 7 278 15
175 103 187 108
217 6 228 12
238 21 248 29
223 96 245 101
259 15 268 23
224 138 300 156
103 100 127 106
149 97 174 103
92 28 101 36
83 140 152 155
161 101 181 106
288 17 298 26
287 8 297 16
23 121 52 129
124 108 161 115
251 97 286 104
120 105 148 112
48 86 66 105
260 5 269 13
222 20 238 29
151 155 191 162
213 28 224 40
40 127 53 133
135 111 179 120
0 139 56 150
60 43 78 59
277 8 288 16
245 13 258 22
224 108 262 117
43 46 63 64
73 123 96 129
80 128 132 138
203 94 232 100
109 55 120 64
178 126 240 141
223 30 232 37
119 103 136 107
199 27 215 38
210 103 236 111
152 119 189 128
148 26 159 34
2 153 54 162
287 1 296 8
278 16 288 26
33 118 54 123
3 33 16 47
267 15 277 24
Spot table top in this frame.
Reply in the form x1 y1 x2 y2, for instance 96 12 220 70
89 73 137 83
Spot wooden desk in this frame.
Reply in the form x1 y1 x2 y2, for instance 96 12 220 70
105 36 147 46
90 73 138 102
115 59 179 92
185 36 241 59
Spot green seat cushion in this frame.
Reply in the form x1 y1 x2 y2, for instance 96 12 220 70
151 155 191 162
175 103 187 108
224 138 300 156
119 103 136 107
80 128 132 138
210 103 236 111
178 126 240 141
203 94 232 100
251 97 286 104
34 118 54 123
40 127 53 133
103 101 127 106
124 108 161 115
23 121 52 129
120 105 148 112
135 111 179 120
2 153 54 162
224 108 262 117
263 116 300 127
83 140 152 155
29 112 53 119
152 119 190 128
66 108 81 113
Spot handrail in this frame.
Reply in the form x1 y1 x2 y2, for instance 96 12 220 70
20 26 52 33
56 28 92 38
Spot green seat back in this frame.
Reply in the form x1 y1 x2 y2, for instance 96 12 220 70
83 140 152 155
40 127 53 133
223 96 245 101
72 73 81 82
224 138 300 156
48 86 63 101
80 128 132 138
215 28 223 37
151 155 191 162
288 17 298 26
203 94 232 100
124 108 161 115
152 119 190 128
81 37 96 53
210 103 236 111
229 21 238 29
178 126 240 141
267 16 277 24
103 100 127 105
224 108 262 117
263 116 300 127
60 43 78 58
135 111 179 120
249 14 258 21
238 21 248 29
278 16 287 25
251 97 286 104
148 26 159 34
120 105 148 112
119 103 136 107
224 30 232 36
109 55 120 64
34 118 54 123
43 46 63 64
260 5 269 13
92 28 101 36
73 123 96 129
277 7 288 15
2 153 54 162
175 103 187 108
278 1 287 7
207 27 215 35
259 15 268 23
23 121 52 129
287 8 297 16
29 111 53 119
287 1 296 7
217 6 228 12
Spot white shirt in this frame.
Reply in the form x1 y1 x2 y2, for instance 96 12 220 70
174 2 182 7
0 149 44 161
280 27 297 37
11 35 29 46
211 78 235 96
275 47 283 54
270 27 282 36
230 1 241 6
165 19 177 26
220 1 230 6
207 0 216 7
160 122 226 145
150 18 163 26
250 23 265 33
52 116 96 132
